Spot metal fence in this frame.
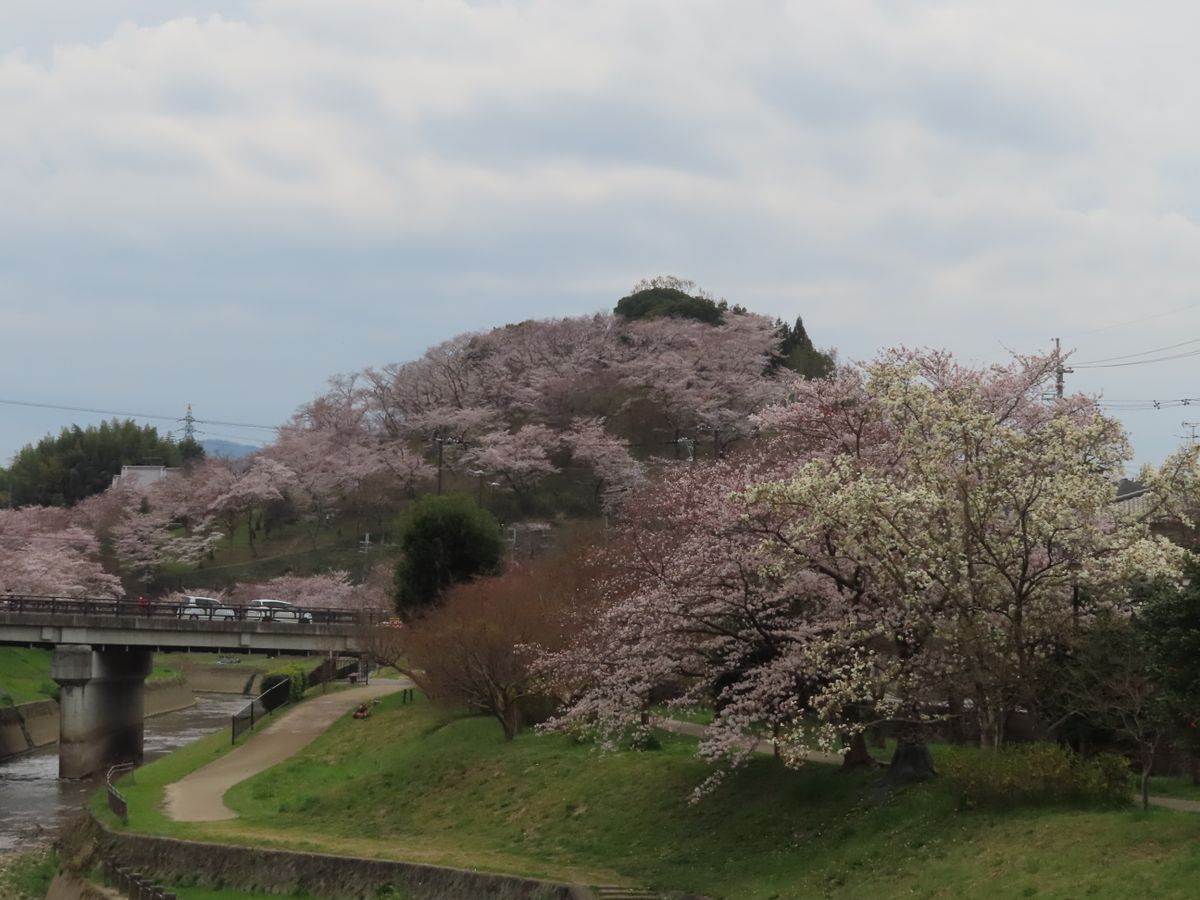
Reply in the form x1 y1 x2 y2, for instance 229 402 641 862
0 592 388 625
105 860 177 900
105 763 135 824
230 678 291 742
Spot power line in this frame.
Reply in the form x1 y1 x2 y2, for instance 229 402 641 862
1073 348 1200 370
1074 337 1200 366
0 397 278 432
1061 301 1200 340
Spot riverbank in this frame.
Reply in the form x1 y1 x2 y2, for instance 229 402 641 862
91 691 1200 899
0 845 58 900
0 677 195 761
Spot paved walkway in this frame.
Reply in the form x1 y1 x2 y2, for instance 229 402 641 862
166 679 409 822
656 717 1200 812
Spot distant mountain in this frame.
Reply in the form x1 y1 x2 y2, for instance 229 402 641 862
200 438 258 459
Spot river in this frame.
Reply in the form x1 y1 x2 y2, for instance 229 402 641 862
0 693 249 851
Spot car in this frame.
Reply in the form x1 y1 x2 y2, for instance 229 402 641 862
178 595 237 620
244 598 312 625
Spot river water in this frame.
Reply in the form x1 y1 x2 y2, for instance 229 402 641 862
0 693 249 851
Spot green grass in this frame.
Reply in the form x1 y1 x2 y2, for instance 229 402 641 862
96 691 1200 899
0 647 56 704
1147 775 1200 802
0 647 180 705
167 886 313 900
0 848 58 900
155 652 321 674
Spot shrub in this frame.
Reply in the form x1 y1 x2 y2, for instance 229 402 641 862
941 743 1133 809
38 679 61 703
392 494 504 617
261 663 307 711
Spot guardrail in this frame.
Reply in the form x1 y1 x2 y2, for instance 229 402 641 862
105 859 176 900
106 763 135 824
0 593 389 626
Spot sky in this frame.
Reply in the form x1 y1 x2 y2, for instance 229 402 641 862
3 1 1200 468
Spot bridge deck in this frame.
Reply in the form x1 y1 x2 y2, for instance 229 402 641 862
0 595 387 654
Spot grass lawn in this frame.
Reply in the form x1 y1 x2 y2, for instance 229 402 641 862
0 647 180 705
155 652 322 674
94 692 1200 899
0 848 57 900
1147 775 1200 802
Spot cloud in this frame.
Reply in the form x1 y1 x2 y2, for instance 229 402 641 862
2 1 1200 464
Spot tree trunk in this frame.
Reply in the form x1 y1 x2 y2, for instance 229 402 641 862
498 703 521 742
883 737 936 786
842 730 875 769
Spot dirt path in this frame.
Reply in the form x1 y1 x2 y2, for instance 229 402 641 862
166 679 408 822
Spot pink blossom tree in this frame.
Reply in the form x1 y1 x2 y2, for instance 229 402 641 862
0 508 123 597
544 349 1189 789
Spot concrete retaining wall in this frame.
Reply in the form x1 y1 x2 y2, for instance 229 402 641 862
0 677 194 763
173 663 260 695
0 700 57 758
45 872 119 900
66 812 587 900
143 677 195 718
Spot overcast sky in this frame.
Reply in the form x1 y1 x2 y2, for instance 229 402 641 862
2 1 1200 468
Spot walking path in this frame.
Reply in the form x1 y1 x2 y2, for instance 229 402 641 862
656 717 1200 812
166 679 409 822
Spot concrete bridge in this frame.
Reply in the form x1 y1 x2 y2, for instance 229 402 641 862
0 595 388 779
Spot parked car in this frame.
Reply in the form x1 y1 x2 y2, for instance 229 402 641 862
178 596 237 620
244 598 313 625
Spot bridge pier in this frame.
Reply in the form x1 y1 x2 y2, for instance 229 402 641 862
51 644 152 779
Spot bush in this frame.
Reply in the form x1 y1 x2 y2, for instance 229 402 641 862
261 663 307 711
393 494 504 617
38 679 60 702
941 743 1133 809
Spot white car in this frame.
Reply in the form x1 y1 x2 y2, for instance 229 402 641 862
178 595 236 620
244 598 312 625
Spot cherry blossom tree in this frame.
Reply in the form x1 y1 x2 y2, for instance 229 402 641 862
461 424 561 509
0 508 123 597
564 417 644 511
544 349 1190 790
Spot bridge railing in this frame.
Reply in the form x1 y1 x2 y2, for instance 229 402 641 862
0 593 389 626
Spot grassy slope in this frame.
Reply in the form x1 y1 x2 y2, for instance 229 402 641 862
95 693 1200 899
0 849 57 900
0 647 180 704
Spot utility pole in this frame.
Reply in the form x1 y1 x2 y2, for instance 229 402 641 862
1053 338 1073 400
1183 421 1200 445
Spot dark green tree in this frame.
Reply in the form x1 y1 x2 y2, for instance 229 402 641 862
7 418 201 507
1137 563 1200 778
615 286 727 324
392 494 505 618
773 316 836 379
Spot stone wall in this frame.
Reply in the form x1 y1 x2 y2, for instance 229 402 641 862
67 812 588 900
